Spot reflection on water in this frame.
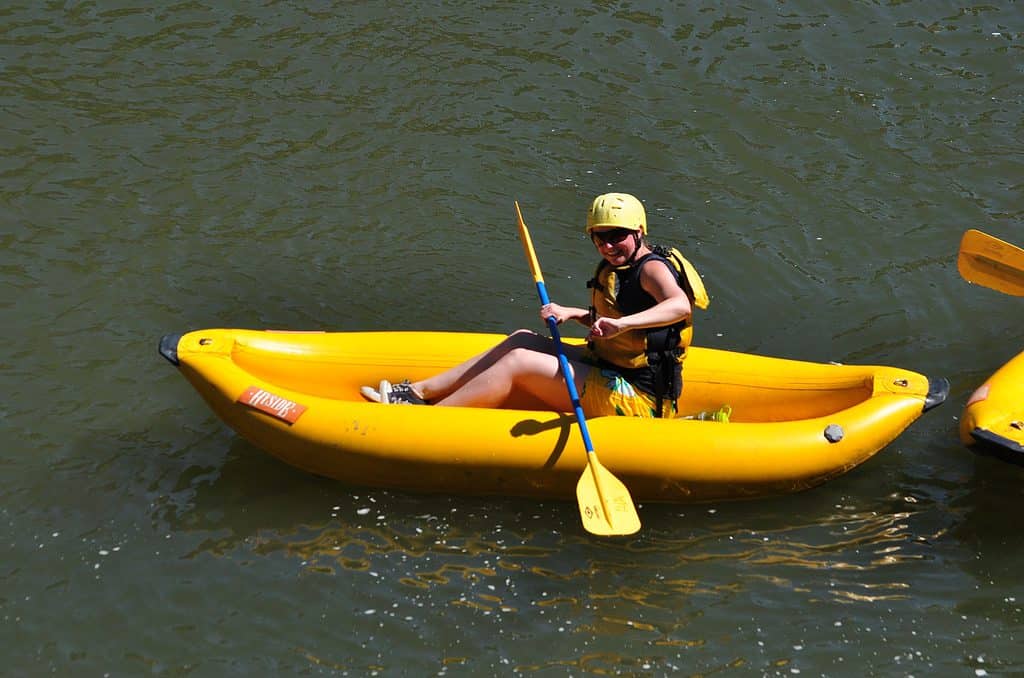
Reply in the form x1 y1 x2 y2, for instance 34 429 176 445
10 408 1007 674
150 436 977 673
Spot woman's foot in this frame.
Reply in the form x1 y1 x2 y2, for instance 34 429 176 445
360 380 427 405
382 380 427 405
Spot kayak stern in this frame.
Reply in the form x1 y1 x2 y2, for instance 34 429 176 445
924 377 950 412
159 333 181 366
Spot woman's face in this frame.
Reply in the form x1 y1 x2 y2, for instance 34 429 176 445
591 228 639 265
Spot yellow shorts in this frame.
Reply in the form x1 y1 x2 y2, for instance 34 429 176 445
580 366 677 418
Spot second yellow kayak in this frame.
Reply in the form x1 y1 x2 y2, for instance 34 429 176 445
961 349 1024 464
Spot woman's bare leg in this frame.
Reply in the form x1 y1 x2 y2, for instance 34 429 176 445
412 329 581 402
432 344 590 410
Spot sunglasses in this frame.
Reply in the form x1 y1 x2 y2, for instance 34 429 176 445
590 228 635 245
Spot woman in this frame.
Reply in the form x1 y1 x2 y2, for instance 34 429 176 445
362 192 706 418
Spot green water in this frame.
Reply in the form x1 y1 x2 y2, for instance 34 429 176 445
3 1 1022 674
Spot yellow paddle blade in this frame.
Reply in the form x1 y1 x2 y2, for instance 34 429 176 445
957 229 1024 297
576 453 641 536
514 200 544 285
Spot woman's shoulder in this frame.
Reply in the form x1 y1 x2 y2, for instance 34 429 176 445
637 250 676 276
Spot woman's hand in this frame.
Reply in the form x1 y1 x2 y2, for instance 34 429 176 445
540 303 591 326
540 303 571 324
589 316 627 340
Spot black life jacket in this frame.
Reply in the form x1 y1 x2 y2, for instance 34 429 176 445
586 244 709 416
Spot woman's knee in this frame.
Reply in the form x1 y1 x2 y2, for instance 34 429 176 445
505 329 553 352
502 346 562 379
506 328 539 345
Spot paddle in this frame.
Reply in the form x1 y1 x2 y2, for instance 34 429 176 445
514 201 641 536
957 229 1024 297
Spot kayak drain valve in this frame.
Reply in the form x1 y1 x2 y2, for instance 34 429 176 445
824 424 844 443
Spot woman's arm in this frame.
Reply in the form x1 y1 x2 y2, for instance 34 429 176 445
590 260 691 339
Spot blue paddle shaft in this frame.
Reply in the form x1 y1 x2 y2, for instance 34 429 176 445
535 280 596 455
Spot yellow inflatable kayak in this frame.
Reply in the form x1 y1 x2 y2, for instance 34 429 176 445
159 329 948 503
961 350 1024 463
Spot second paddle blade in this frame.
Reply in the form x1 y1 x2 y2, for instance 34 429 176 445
957 229 1024 296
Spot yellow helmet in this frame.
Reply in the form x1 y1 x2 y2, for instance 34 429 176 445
586 193 647 235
